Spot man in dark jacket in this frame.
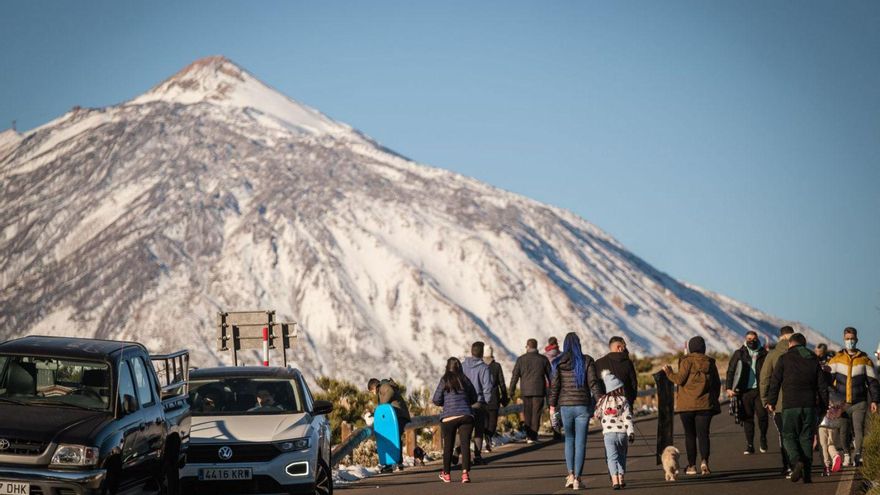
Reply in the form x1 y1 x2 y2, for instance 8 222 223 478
484 346 509 451
726 331 769 454
766 333 829 484
595 336 638 407
509 338 551 443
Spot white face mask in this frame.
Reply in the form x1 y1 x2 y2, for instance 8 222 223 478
844 339 857 351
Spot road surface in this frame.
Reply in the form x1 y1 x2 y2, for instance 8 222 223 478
338 410 855 494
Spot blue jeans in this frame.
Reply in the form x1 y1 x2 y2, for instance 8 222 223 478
604 432 629 475
561 405 591 477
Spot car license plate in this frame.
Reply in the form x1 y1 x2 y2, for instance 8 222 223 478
0 481 29 495
198 468 253 481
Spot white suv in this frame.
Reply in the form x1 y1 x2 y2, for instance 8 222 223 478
180 366 333 495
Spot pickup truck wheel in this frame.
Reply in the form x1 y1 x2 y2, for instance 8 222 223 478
314 457 333 495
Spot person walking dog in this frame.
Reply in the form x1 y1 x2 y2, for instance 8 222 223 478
662 336 721 476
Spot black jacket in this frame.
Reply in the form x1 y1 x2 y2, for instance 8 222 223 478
548 352 602 408
486 360 509 410
508 349 551 398
767 345 829 410
725 345 768 392
595 351 639 406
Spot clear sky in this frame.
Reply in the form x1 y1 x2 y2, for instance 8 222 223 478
2 1 879 350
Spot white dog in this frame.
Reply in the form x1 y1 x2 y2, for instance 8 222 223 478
661 446 681 481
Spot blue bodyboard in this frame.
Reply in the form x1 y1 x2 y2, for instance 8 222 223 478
374 403 402 465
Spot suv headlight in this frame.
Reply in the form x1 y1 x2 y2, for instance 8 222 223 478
275 438 311 452
51 444 99 467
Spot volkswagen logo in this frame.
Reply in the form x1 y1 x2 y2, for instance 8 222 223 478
0 439 9 451
217 446 233 461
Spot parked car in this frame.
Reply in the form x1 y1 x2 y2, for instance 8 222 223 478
0 335 190 495
181 366 333 495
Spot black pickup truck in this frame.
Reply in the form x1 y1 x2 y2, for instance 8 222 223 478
0 336 191 495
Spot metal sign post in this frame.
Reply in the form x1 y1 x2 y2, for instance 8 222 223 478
217 310 297 367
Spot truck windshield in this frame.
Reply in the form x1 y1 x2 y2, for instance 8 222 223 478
0 354 111 411
189 378 305 416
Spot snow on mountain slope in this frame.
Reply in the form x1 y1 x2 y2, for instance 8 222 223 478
0 56 825 387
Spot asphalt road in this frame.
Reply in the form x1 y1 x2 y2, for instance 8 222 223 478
338 410 856 495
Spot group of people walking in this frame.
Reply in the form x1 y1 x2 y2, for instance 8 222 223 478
371 325 879 489
430 333 640 488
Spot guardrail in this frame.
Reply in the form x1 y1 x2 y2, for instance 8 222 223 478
331 387 658 468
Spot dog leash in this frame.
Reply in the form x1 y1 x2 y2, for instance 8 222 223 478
632 421 658 456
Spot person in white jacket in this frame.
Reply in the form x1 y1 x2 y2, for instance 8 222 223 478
596 371 635 490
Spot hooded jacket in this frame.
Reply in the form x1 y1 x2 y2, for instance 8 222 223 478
767 344 829 410
726 344 768 393
462 356 494 405
509 349 552 398
760 336 789 409
595 351 639 406
828 349 880 405
548 351 602 408
485 359 509 409
666 352 721 413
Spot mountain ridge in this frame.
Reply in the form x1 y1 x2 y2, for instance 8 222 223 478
0 56 825 387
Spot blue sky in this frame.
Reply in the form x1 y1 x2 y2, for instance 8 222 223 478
2 1 879 350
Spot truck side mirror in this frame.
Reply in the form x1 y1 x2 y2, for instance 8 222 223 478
122 394 138 415
311 400 333 416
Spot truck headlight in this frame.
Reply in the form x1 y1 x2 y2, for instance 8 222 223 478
51 444 99 467
275 438 310 452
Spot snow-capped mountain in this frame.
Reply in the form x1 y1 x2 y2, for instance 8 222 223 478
0 56 823 387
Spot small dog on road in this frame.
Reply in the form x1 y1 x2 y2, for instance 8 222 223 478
661 446 680 481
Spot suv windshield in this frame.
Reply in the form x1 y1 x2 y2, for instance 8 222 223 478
189 378 305 416
0 354 111 411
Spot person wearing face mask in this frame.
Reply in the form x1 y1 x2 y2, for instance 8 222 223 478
827 327 880 467
509 338 552 443
726 331 769 454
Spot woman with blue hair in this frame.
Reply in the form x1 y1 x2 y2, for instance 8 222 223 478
549 332 602 490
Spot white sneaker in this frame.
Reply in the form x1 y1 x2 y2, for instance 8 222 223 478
565 474 574 488
843 453 851 466
572 478 582 490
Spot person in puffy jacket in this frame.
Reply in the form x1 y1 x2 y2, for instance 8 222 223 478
827 327 880 467
548 332 602 490
432 357 479 484
662 336 721 476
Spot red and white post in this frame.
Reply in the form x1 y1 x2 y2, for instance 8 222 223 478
262 327 270 366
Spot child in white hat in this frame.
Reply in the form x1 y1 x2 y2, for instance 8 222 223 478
596 370 635 490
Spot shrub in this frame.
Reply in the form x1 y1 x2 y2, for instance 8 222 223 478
862 413 880 493
313 376 374 444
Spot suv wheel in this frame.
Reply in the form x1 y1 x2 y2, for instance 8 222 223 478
314 457 333 495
